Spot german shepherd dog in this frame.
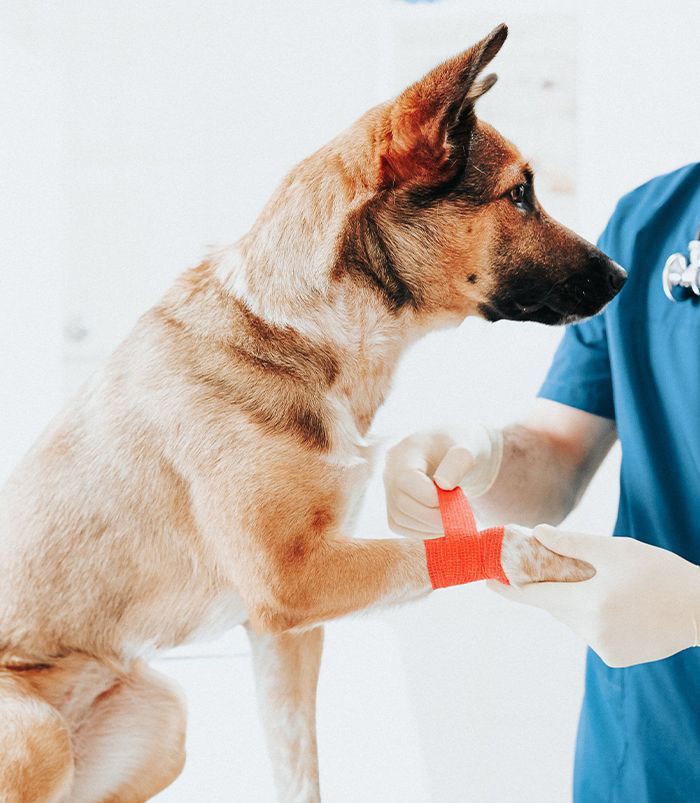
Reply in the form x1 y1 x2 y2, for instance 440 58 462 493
0 25 625 802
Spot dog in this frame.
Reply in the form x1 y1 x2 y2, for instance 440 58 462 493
0 24 625 802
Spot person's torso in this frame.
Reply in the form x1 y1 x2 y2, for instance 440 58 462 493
576 162 700 802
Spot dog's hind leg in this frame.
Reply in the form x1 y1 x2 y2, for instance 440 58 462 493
68 661 187 802
0 671 74 803
246 625 323 803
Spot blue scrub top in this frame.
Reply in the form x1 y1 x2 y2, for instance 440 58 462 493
539 162 700 802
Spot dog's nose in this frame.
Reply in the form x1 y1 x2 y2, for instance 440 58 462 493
608 262 627 292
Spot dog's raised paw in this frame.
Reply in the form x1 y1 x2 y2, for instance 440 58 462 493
500 524 595 586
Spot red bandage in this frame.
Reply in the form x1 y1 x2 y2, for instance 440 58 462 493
424 485 510 588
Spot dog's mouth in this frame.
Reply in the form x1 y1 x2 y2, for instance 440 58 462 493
480 266 627 326
480 299 575 325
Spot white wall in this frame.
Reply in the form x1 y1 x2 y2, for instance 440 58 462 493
0 12 64 484
577 0 700 240
1 1 699 801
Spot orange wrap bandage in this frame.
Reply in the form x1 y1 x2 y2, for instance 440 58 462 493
425 485 510 588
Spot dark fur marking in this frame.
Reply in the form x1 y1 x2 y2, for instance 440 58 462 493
337 203 417 312
156 289 338 452
310 507 333 531
467 273 477 284
289 404 331 451
5 663 53 672
193 371 331 452
229 300 339 385
286 535 309 564
403 157 472 209
155 296 339 387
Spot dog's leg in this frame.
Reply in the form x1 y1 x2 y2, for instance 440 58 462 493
248 526 590 633
246 624 323 803
68 661 186 802
248 536 431 632
0 672 74 803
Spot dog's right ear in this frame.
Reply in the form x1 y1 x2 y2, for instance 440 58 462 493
378 23 508 189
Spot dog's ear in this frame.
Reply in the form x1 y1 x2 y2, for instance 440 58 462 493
379 23 507 189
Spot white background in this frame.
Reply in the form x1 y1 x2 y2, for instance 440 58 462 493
1 1 699 801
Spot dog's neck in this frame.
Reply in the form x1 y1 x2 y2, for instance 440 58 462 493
183 109 457 457
209 110 436 452
214 241 422 446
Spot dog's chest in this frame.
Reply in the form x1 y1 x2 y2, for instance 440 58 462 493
184 589 249 645
333 439 379 535
122 588 249 661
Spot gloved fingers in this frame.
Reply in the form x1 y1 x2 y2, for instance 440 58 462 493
393 467 439 508
486 579 524 598
387 511 443 540
385 453 440 537
433 444 476 490
531 523 610 564
485 576 590 610
390 507 443 536
394 489 444 532
385 436 432 478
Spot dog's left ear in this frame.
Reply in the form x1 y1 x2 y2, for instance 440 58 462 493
379 23 508 189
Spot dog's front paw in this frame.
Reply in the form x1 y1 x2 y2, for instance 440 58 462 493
500 524 594 587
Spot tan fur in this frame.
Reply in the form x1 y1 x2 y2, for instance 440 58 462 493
0 658 186 802
0 25 609 800
0 672 73 803
247 626 323 803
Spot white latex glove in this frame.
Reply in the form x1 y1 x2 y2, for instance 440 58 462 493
383 425 503 538
489 524 700 668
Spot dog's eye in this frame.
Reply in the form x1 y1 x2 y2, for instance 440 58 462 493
509 183 527 206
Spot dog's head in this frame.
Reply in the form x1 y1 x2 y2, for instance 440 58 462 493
339 24 626 325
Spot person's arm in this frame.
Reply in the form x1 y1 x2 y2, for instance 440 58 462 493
383 398 616 537
475 399 616 526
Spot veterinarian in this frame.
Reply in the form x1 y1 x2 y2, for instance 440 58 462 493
384 161 700 800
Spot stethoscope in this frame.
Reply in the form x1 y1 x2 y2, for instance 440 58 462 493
662 222 700 301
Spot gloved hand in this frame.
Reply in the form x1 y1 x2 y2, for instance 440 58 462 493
383 425 503 538
489 524 700 667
